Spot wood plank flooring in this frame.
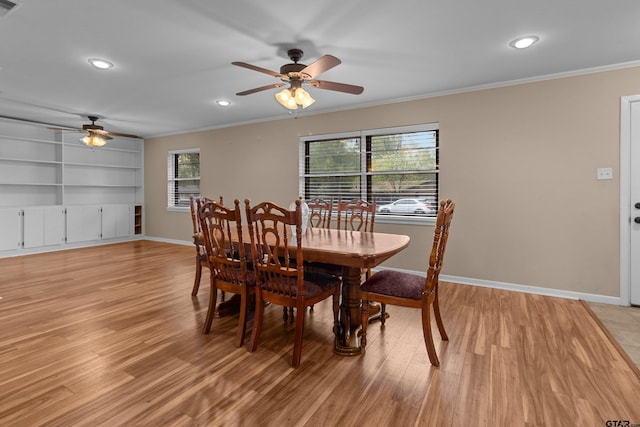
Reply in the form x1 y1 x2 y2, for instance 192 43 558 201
1 240 639 426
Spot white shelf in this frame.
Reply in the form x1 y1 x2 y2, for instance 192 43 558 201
0 117 143 208
0 134 63 145
0 157 63 165
65 162 139 169
64 184 138 187
0 182 62 186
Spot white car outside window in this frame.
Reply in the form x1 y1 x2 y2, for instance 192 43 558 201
378 198 431 215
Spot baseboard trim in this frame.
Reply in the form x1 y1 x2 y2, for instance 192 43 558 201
142 237 624 306
144 236 192 246
370 266 622 306
0 235 145 259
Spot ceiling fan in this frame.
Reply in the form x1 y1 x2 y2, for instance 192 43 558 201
80 116 139 147
232 48 364 110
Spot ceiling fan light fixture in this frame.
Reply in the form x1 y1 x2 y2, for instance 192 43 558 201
275 87 315 110
81 134 108 147
275 88 296 110
295 88 315 109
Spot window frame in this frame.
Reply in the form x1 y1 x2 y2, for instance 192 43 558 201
299 123 439 226
167 148 201 212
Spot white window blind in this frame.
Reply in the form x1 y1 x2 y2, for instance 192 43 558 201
167 148 200 208
300 124 439 219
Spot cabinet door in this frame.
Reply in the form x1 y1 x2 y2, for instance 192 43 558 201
23 207 45 248
0 208 21 251
102 204 131 239
44 206 65 246
66 206 101 243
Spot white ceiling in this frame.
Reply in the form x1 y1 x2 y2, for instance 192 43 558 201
1 0 639 138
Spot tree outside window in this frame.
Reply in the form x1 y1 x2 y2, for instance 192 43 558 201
168 149 200 208
301 125 439 219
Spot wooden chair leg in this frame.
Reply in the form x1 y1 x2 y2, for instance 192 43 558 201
249 291 264 352
332 293 339 336
283 306 293 323
380 303 387 325
291 303 306 368
201 275 218 334
191 257 202 296
360 298 369 350
421 300 440 367
235 288 249 348
433 287 448 341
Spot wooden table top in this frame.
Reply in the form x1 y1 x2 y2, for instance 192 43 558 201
235 226 410 270
297 227 410 269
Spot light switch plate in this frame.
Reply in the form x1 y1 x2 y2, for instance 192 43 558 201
597 167 613 180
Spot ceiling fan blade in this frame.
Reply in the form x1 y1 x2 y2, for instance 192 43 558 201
232 62 283 78
88 128 110 136
309 80 364 95
108 131 140 139
300 55 341 79
236 83 286 96
0 114 77 129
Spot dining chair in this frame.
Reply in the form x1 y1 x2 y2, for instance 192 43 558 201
307 197 377 279
336 197 376 233
198 198 255 347
291 197 333 318
307 197 333 229
244 198 341 368
360 199 455 367
190 196 227 297
189 196 211 296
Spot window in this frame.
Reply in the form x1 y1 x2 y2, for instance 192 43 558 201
167 148 200 209
299 124 439 221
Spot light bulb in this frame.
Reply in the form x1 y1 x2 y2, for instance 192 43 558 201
82 135 107 147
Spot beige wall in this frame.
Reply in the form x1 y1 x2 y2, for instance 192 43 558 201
145 65 640 298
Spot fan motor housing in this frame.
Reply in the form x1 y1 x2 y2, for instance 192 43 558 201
280 63 306 76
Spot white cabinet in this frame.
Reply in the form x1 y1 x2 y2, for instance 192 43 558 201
0 117 144 257
44 206 66 246
66 206 101 243
0 208 21 251
101 204 131 239
23 206 65 248
23 207 44 248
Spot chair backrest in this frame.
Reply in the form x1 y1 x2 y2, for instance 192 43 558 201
244 199 303 298
336 198 376 232
426 199 455 294
307 197 333 229
190 196 203 237
198 198 248 284
190 196 224 238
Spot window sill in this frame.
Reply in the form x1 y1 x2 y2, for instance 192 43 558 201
167 206 190 213
375 215 436 226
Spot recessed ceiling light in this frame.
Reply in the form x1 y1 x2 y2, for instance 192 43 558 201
88 58 114 69
216 99 231 107
509 36 539 49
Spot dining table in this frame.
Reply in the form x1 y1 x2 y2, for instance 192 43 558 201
297 227 410 356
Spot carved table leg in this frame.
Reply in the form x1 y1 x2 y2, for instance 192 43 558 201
334 265 363 356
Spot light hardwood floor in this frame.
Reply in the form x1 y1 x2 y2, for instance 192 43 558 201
1 240 639 426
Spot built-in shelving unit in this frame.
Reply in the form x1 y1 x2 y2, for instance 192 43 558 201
134 205 143 235
0 117 144 256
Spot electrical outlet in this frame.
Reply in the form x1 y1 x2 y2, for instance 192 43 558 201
597 167 613 180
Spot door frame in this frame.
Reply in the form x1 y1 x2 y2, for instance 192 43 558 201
619 95 640 306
